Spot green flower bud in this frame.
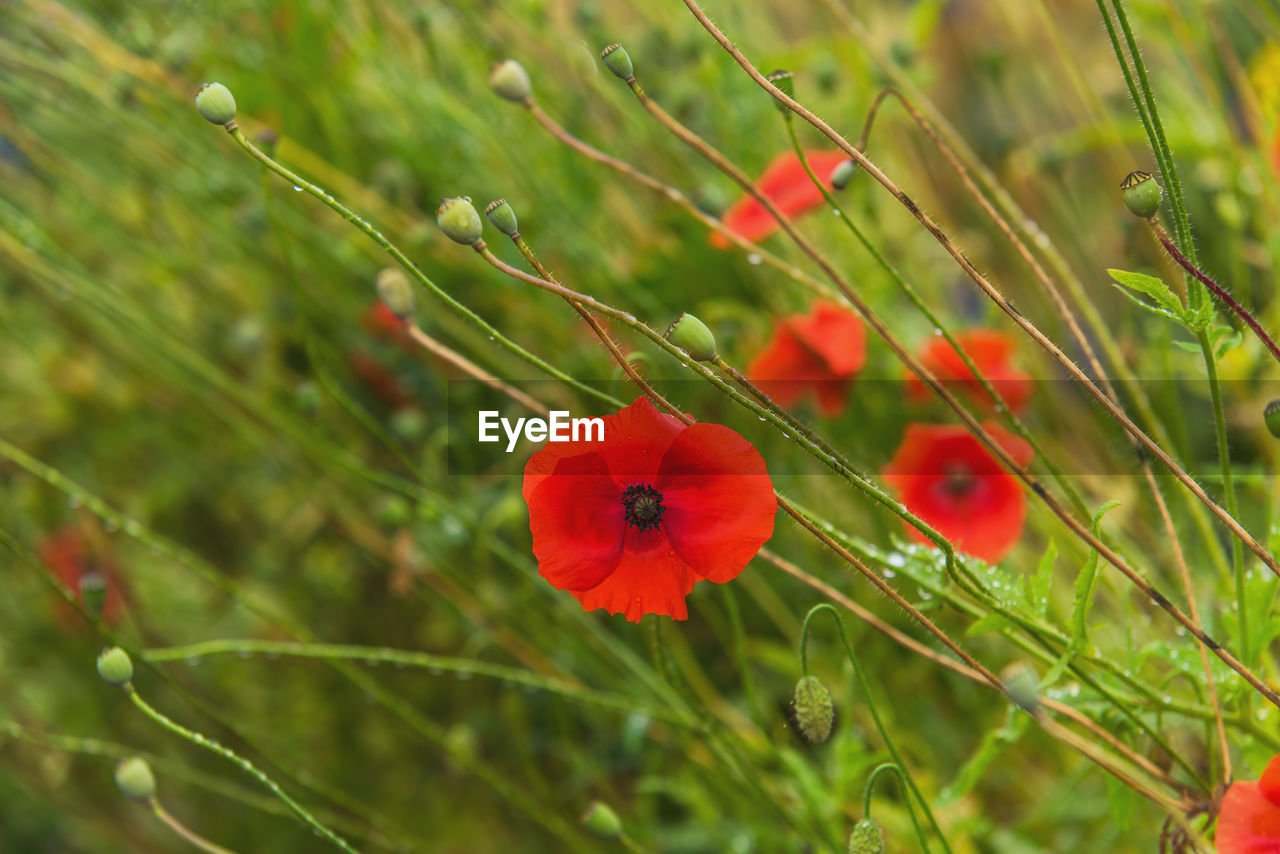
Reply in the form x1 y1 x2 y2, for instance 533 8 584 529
80 571 107 619
600 43 633 80
792 674 834 742
489 60 532 103
847 818 884 854
1000 661 1041 714
580 801 623 839
375 268 415 319
96 647 133 687
1121 170 1162 219
766 69 794 113
1266 400 1280 438
294 380 321 416
485 198 519 237
831 159 857 191
114 757 156 801
194 82 236 126
664 313 718 362
435 196 484 245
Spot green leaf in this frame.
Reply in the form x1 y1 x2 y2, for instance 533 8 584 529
1107 268 1185 322
939 707 1029 806
1029 538 1056 619
966 612 1014 637
1106 774 1138 831
1070 501 1121 646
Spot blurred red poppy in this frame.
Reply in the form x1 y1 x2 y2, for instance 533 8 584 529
522 398 776 621
906 329 1032 413
882 422 1033 563
746 300 866 416
361 301 412 350
1217 753 1280 854
710 150 849 249
39 526 127 628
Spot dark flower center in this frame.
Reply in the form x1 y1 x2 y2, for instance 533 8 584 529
940 462 976 498
622 484 665 532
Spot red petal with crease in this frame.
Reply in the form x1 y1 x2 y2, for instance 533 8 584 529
528 453 625 591
711 150 849 248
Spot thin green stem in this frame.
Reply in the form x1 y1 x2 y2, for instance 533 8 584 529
151 801 238 854
124 687 359 854
861 763 928 848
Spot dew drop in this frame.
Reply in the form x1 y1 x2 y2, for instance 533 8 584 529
292 185 303 192
746 253 762 265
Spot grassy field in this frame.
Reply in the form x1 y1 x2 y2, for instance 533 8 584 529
5 0 1280 851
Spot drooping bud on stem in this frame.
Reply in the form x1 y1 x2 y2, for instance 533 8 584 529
485 199 519 237
489 60 532 103
114 757 156 801
664 313 718 362
847 818 885 854
1265 400 1280 438
96 647 134 687
436 197 484 245
580 801 623 839
1120 170 1162 219
792 674 835 742
195 82 236 126
375 268 414 319
831 160 858 191
765 69 795 114
600 43 633 80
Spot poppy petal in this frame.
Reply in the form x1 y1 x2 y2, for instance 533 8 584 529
657 423 777 583
1218 781 1280 853
571 535 696 622
710 150 849 248
528 452 625 591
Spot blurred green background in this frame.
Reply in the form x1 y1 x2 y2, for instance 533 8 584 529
5 0 1280 851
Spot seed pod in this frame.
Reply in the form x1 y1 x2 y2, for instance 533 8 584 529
600 43 633 80
435 197 484 245
766 69 794 113
114 757 156 801
1000 661 1041 714
847 818 884 854
792 674 834 742
1120 170 1162 219
96 647 133 687
1266 400 1280 438
194 82 236 125
664 313 718 362
489 60 532 103
580 801 623 839
80 571 108 619
831 160 857 191
375 268 414 319
485 199 518 237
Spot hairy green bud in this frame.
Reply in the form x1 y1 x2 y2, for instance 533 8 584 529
80 571 107 619
1266 400 1280 438
96 647 133 687
194 82 236 125
435 197 484 245
847 818 884 854
375 268 415 319
484 198 519 237
1000 661 1041 714
766 69 794 113
580 801 623 839
489 60 532 103
114 757 156 801
600 43 633 80
1120 170 1162 219
831 159 858 191
792 674 834 742
664 313 718 362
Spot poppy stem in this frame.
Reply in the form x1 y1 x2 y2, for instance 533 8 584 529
860 763 931 852
150 800 238 854
404 321 550 416
673 0 1280 585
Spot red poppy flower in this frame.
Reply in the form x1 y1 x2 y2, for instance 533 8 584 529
522 398 776 621
746 300 866 416
1217 754 1280 853
39 526 127 628
906 329 1032 413
361 301 412 350
710 150 850 249
348 349 412 409
882 422 1034 563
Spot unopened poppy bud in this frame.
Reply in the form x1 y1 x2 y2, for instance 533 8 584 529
847 818 884 854
1266 400 1280 438
664 313 718 362
600 43 633 80
766 69 794 113
96 647 133 687
435 197 483 245
580 801 623 839
375 268 414 319
831 159 857 191
792 674 834 742
489 60 532 103
114 757 156 801
194 82 236 125
1000 661 1041 714
1120 170 1162 219
80 571 107 619
485 198 518 237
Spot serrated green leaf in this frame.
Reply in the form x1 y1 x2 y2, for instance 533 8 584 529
966 612 1014 637
1071 501 1121 645
1108 268 1185 319
939 707 1029 806
1029 539 1056 619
